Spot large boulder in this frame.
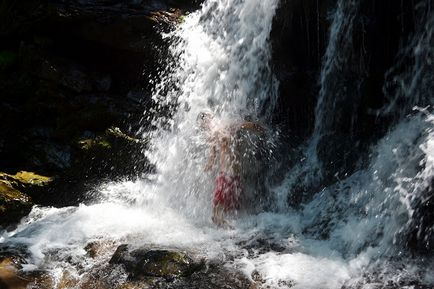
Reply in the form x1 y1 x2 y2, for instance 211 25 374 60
109 245 203 280
108 244 254 289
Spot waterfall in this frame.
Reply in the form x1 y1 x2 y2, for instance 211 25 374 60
313 0 363 141
0 0 281 283
263 0 434 286
146 0 279 219
1 0 434 288
273 0 364 207
382 0 434 116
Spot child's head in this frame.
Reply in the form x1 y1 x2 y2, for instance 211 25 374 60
197 111 214 130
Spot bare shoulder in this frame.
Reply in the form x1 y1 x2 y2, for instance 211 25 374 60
239 121 265 133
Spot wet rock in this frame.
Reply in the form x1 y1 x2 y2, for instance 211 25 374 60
270 0 335 137
0 0 201 209
0 257 29 289
107 245 256 289
84 240 117 259
1 171 53 187
158 259 255 289
57 270 80 289
75 126 151 179
0 171 53 227
0 180 32 228
0 250 54 289
47 1 185 55
110 245 203 280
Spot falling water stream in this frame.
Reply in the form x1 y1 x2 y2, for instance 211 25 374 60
1 0 434 288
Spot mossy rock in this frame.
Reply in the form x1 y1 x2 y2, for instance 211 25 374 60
78 138 112 151
0 171 52 227
0 180 33 227
77 127 143 152
110 245 203 280
74 127 151 179
133 250 194 279
13 171 52 187
0 171 52 189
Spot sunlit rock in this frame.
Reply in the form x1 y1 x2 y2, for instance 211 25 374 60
0 171 53 227
110 245 203 280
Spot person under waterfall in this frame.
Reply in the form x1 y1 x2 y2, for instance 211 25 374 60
197 111 265 228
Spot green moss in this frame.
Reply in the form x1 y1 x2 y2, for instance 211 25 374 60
0 180 33 227
78 127 143 151
0 171 50 224
107 127 140 143
78 138 112 151
135 250 195 278
0 171 52 188
0 181 30 202
14 171 52 186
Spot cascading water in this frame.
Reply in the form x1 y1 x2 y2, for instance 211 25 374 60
145 0 279 220
1 0 434 288
270 0 366 208
0 0 283 286
257 0 434 287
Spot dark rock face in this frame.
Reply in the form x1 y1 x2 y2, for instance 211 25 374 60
0 0 201 210
271 0 424 203
271 0 416 141
270 0 335 140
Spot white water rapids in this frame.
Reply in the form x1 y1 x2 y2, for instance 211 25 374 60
2 0 434 288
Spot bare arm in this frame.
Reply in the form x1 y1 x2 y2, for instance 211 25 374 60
204 144 217 172
239 121 265 133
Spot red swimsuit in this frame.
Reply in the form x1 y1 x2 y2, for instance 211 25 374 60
213 172 241 211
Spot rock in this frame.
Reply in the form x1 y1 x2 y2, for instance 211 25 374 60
57 270 80 289
74 126 151 179
0 0 200 208
0 250 54 289
9 171 52 187
84 240 117 259
107 244 256 289
158 259 254 289
0 257 29 289
0 181 32 228
0 171 53 192
0 171 53 227
48 1 184 54
109 245 204 280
